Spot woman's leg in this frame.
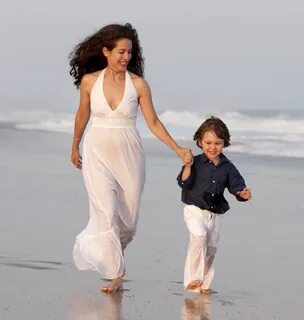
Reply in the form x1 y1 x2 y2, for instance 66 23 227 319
77 149 125 292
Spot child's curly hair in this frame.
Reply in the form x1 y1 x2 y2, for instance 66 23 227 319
193 116 231 148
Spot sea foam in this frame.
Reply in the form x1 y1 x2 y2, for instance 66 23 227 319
1 109 304 158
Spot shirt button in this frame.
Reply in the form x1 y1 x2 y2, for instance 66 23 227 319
212 180 215 183
211 206 213 209
212 194 214 197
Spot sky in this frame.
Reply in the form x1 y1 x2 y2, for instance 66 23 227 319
0 0 303 115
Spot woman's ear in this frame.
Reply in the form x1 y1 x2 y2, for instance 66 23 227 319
102 47 109 58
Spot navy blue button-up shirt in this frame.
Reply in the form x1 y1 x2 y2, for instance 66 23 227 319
177 153 247 214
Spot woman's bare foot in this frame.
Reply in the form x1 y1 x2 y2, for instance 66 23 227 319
187 280 202 291
101 277 123 294
200 288 213 295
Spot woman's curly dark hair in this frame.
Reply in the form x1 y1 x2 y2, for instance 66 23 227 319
193 116 231 148
69 23 144 88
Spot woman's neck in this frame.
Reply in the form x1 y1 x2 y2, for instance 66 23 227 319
105 66 125 81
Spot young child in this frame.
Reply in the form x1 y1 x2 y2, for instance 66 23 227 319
177 116 251 294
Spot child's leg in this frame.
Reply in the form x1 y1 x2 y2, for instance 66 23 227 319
183 205 209 290
184 233 207 290
201 214 220 291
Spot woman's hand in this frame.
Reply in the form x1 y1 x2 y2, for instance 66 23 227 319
176 147 193 163
182 150 193 167
71 147 82 169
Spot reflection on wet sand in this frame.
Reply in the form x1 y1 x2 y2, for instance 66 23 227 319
68 291 122 320
181 294 211 320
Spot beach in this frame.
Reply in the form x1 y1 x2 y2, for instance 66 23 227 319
1 127 304 320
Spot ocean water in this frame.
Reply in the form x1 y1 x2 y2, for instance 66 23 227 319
0 108 304 158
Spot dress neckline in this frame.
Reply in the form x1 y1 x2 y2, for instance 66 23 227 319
101 68 128 112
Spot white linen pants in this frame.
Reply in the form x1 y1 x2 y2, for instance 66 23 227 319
183 205 220 290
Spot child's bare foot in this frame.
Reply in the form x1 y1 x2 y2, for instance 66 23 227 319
101 277 123 294
187 280 202 291
200 288 213 295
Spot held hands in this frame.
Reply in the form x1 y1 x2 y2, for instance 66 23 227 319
237 188 252 200
180 149 193 181
183 150 193 167
176 147 193 167
176 147 191 159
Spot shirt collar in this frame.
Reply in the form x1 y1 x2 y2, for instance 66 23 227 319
200 153 229 165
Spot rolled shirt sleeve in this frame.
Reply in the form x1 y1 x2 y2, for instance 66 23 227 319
177 165 196 190
227 163 248 202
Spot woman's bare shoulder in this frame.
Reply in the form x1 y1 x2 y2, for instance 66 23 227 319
129 72 149 90
80 71 102 92
82 71 101 84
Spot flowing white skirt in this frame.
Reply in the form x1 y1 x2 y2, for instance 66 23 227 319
73 125 145 279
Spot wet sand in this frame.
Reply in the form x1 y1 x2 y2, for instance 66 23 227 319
1 128 304 319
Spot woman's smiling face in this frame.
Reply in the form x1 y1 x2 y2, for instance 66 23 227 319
103 38 132 72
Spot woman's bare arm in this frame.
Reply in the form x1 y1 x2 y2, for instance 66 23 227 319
136 77 191 159
71 74 92 168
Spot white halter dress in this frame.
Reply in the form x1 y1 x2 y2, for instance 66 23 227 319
73 69 146 279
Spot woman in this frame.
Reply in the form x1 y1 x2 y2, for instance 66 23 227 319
69 23 191 293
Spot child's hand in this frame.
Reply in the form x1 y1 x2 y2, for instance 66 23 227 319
183 150 193 167
237 188 252 200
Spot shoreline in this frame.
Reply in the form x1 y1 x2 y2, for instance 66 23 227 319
1 127 303 319
1 125 304 161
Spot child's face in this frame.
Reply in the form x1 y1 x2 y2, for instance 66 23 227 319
199 130 224 162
